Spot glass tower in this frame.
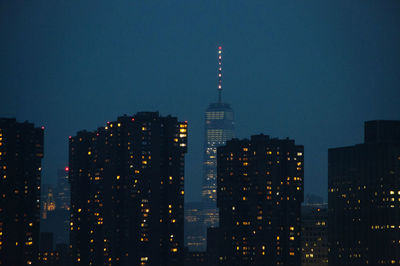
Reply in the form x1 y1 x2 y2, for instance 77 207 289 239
201 46 235 231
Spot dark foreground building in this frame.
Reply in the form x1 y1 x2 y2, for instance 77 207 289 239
69 112 187 266
328 120 400 265
215 134 304 266
0 118 44 265
184 249 206 266
301 203 328 266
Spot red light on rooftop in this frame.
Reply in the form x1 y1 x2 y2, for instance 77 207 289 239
65 167 69 172
131 118 135 121
41 126 45 130
218 46 222 50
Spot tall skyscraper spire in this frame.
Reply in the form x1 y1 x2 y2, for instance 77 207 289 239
190 45 235 252
218 46 222 103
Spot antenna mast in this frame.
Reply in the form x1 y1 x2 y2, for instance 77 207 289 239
218 46 222 103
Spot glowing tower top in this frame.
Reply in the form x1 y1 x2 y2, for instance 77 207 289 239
218 46 223 103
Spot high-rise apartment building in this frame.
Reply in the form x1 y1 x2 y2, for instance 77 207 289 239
301 203 328 266
201 47 234 244
0 118 44 265
328 120 400 265
216 134 304 266
69 112 187 266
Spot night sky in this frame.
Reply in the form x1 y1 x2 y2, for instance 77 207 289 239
1 1 399 202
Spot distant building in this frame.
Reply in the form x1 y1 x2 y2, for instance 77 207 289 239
53 168 70 244
201 46 235 250
55 168 70 211
328 120 400 265
215 134 304 265
38 243 70 266
184 248 206 266
38 249 61 266
0 118 44 265
184 202 205 251
301 203 328 266
41 184 56 220
41 168 70 245
69 112 188 266
304 194 324 205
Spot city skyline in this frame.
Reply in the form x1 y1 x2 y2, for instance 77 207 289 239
1 1 400 204
1 1 400 265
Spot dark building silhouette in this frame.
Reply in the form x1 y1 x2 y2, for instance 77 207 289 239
39 232 54 252
215 134 304 265
200 46 235 251
206 227 220 266
184 248 206 266
69 112 187 266
0 118 44 265
301 203 328 266
38 243 70 266
328 120 400 265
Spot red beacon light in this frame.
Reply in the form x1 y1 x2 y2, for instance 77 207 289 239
218 46 222 50
41 126 45 130
65 167 69 172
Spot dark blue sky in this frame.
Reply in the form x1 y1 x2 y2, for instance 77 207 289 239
1 1 399 202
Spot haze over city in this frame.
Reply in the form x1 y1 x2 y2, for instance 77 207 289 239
1 0 399 202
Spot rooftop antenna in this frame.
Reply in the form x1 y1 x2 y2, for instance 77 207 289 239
217 46 222 103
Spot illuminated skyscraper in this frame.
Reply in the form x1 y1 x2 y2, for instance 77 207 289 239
328 120 400 266
201 46 235 234
69 112 187 266
0 118 44 266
